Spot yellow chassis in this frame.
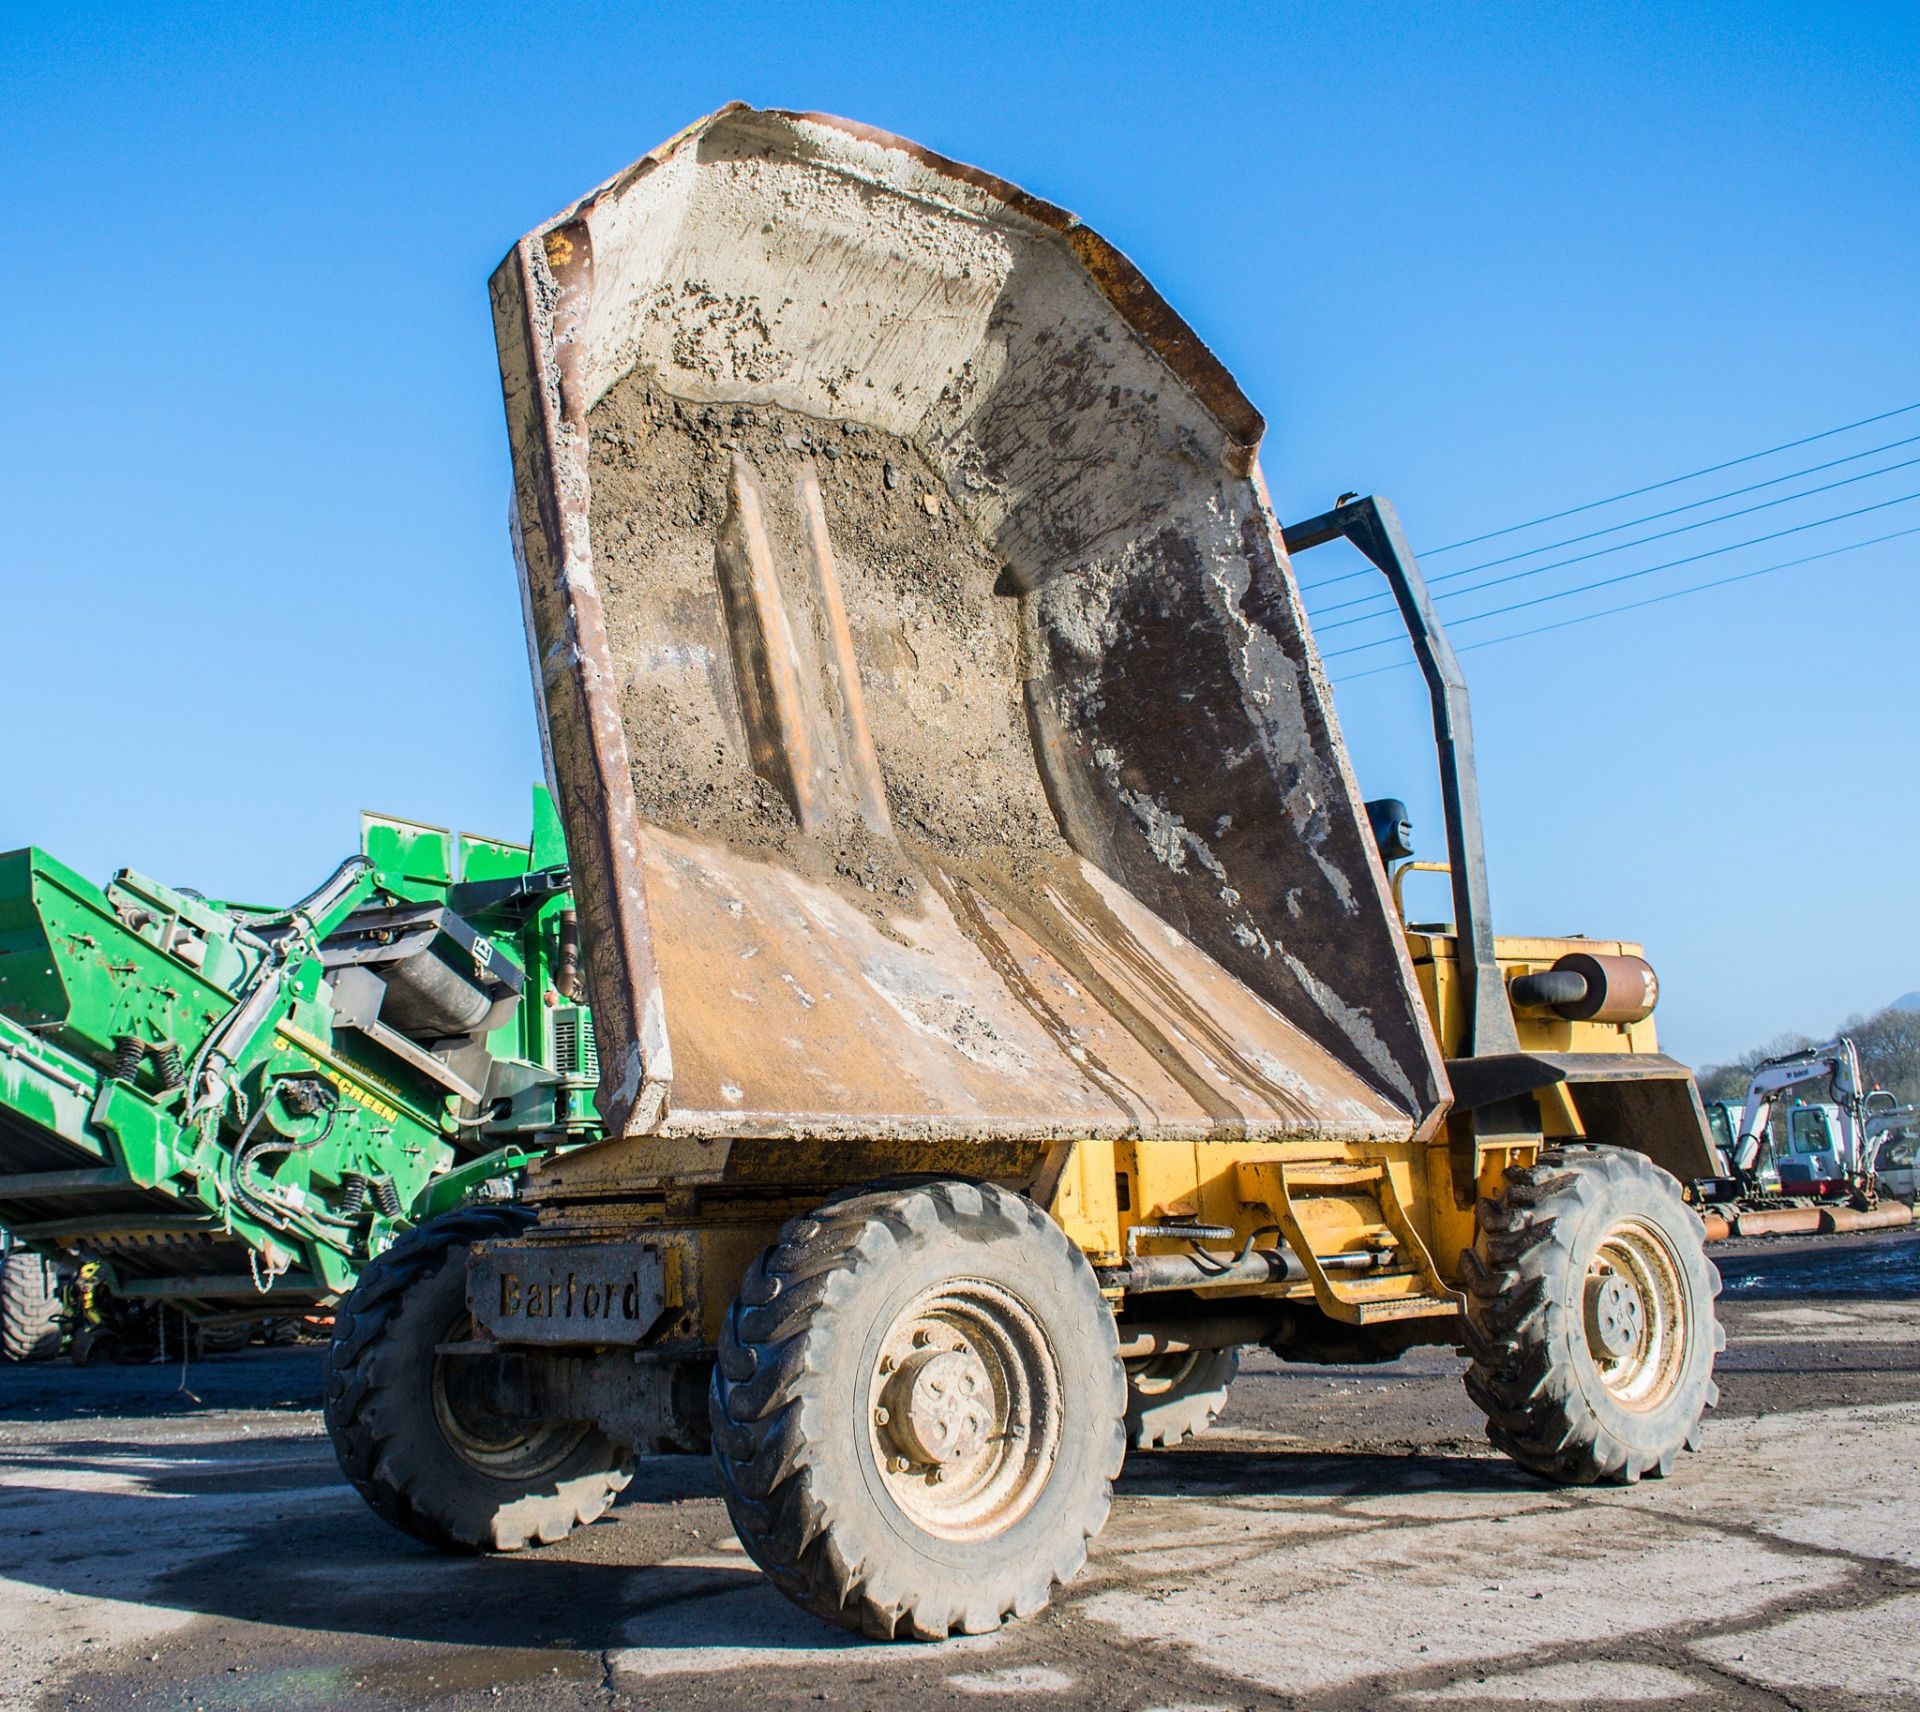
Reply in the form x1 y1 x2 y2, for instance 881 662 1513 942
520 930 1683 1351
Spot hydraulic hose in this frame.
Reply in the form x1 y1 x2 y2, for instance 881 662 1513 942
228 1080 342 1233
225 854 372 931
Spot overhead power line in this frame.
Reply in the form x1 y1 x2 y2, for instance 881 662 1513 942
1412 399 1920 558
1440 430 1920 575
1311 453 1920 635
1319 488 1920 661
1294 429 1920 596
1328 524 1920 686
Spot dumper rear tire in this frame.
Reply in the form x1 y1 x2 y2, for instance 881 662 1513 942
1124 1347 1238 1450
710 1179 1125 1640
199 1322 255 1356
1463 1145 1723 1485
1 1249 62 1362
325 1206 632 1553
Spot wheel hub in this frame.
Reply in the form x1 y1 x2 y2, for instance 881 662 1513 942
1584 1269 1645 1361
883 1346 994 1465
432 1313 589 1482
865 1281 1062 1542
1581 1216 1690 1412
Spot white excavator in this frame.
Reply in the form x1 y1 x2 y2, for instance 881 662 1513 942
1720 1038 1891 1204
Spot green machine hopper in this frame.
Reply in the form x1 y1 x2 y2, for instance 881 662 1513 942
0 790 600 1356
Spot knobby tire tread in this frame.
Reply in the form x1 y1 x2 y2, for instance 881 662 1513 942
323 1205 632 1553
709 1179 1123 1640
1463 1144 1724 1486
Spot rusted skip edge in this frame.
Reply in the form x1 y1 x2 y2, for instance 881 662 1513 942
657 1112 1417 1146
492 222 672 1136
506 102 1265 471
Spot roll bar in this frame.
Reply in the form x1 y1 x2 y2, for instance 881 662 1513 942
1281 497 1521 1061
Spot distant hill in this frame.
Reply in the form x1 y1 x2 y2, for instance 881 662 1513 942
1895 992 1920 1013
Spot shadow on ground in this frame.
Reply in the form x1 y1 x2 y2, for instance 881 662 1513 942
3 1450 725 1655
0 1435 1553 1657
1116 1443 1528 1500
0 1346 323 1421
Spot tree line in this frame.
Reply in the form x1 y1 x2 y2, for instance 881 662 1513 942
1697 1000 1920 1108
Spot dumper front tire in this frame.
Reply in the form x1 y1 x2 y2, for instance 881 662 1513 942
1124 1347 1238 1450
710 1179 1125 1640
1464 1145 1723 1485
324 1206 632 1552
1 1249 62 1362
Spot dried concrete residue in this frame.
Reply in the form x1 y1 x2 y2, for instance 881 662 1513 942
586 370 1069 915
657 280 790 386
859 947 1042 1076
1280 944 1418 1109
1200 516 1358 917
1092 744 1237 891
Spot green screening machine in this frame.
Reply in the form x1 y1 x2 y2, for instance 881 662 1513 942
0 789 600 1358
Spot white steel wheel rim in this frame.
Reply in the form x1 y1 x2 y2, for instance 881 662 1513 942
866 1279 1062 1543
1582 1217 1689 1412
431 1314 591 1482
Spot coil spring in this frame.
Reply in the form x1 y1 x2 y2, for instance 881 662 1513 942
111 1036 146 1082
338 1173 369 1218
153 1042 185 1089
371 1177 402 1219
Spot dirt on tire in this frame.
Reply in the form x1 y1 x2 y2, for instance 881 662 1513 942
1 1248 62 1362
709 1178 1126 1639
324 1206 633 1554
1463 1144 1725 1484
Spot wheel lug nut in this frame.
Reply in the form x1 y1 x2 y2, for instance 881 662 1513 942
912 1328 933 1347
889 1455 911 1473
874 1405 891 1426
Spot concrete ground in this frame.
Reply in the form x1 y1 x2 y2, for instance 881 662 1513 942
2 1230 1915 1712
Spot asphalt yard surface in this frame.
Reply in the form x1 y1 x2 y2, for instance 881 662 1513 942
2 1229 1916 1711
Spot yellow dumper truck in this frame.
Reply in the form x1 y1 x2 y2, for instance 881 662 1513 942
324 106 1722 1641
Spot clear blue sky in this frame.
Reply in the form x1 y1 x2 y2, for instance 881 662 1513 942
3 2 1915 1067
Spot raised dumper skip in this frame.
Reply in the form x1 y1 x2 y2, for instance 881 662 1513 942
323 104 1726 1640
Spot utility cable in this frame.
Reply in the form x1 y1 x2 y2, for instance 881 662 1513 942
1435 431 1920 576
1327 524 1920 686
1312 452 1920 631
1294 429 1920 595
1322 489 1920 658
1413 399 1920 557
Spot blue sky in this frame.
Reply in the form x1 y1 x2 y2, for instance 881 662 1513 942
2 2 1915 1066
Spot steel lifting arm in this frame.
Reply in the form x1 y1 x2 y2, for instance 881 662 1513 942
1734 1039 1873 1178
1281 497 1520 1061
185 858 385 1124
1731 1068 1813 1174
